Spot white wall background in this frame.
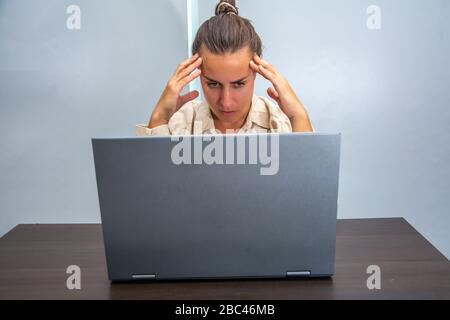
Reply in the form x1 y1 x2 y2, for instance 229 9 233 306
1 0 449 258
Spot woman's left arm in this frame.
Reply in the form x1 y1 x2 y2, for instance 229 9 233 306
250 54 313 132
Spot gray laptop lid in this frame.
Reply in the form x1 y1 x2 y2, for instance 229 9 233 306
92 132 341 281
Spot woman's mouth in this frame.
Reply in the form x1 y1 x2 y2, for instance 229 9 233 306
220 110 236 116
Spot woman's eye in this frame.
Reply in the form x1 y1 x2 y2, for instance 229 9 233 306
206 82 245 88
207 82 219 88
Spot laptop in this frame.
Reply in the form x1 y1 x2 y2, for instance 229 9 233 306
91 132 341 281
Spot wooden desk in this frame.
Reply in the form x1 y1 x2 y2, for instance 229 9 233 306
0 218 449 299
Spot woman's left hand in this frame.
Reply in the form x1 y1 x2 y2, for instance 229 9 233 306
250 53 312 131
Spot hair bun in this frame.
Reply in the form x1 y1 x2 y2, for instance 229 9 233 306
215 0 239 16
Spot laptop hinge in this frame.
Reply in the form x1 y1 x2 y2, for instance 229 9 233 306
132 274 156 280
286 271 311 278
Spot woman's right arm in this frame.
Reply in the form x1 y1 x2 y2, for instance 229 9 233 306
147 53 203 129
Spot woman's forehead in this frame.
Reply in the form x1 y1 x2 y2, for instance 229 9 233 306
200 47 253 80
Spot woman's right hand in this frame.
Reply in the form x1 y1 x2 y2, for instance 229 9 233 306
148 53 203 128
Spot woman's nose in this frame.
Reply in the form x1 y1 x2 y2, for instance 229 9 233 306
219 87 233 108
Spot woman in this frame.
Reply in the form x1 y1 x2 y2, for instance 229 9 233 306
136 0 314 136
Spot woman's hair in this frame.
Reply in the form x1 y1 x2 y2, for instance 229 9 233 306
191 0 263 57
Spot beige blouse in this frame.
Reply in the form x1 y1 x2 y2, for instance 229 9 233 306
135 94 311 136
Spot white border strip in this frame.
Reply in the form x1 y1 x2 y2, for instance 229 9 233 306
187 0 201 98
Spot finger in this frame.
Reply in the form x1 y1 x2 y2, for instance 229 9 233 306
250 60 272 80
267 87 281 106
177 90 199 110
176 57 202 80
178 69 202 89
174 53 200 75
253 54 278 74
249 60 260 73
256 64 276 82
176 56 202 82
267 86 280 99
251 60 285 98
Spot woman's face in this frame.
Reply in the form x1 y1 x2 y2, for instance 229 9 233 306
199 46 256 129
